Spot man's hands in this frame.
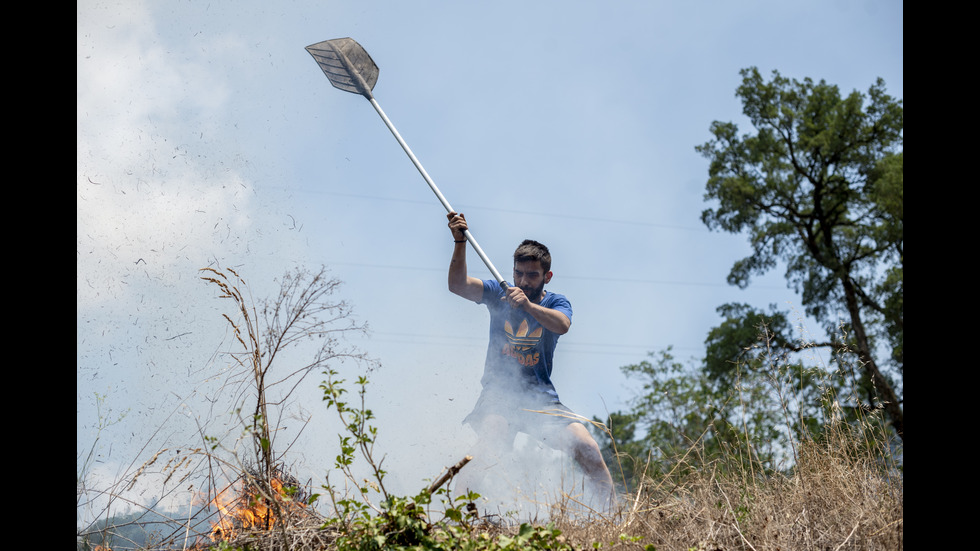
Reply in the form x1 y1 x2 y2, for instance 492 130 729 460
447 212 467 242
503 286 571 334
503 285 532 310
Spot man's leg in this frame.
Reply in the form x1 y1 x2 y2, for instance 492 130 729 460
455 413 514 497
562 422 616 510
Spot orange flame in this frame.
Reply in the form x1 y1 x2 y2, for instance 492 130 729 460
209 477 306 541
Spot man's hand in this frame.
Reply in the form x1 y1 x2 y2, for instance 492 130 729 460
447 212 467 242
502 285 531 310
447 211 484 303
501 285 571 334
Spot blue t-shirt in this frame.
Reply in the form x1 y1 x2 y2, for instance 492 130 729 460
478 279 572 403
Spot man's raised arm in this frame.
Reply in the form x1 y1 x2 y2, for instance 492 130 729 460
447 212 484 303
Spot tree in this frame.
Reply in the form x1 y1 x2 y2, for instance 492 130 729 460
695 67 903 439
595 343 799 487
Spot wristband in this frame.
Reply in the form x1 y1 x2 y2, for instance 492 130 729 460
454 239 466 243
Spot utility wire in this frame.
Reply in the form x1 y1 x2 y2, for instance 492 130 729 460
283 188 787 288
279 188 708 232
321 260 785 290
349 331 704 357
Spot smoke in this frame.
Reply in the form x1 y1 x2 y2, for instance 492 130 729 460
461 434 591 522
77 0 304 492
444 382 612 521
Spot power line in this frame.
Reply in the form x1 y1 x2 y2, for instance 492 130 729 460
322 260 785 290
279 188 708 232
350 331 704 357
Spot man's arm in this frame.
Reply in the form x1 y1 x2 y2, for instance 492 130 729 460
503 287 571 335
447 212 484 303
523 301 571 335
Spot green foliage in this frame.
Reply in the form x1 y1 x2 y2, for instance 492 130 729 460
596 344 797 483
319 368 390 530
494 523 573 550
704 303 847 434
694 67 903 438
319 369 578 550
594 306 896 481
332 488 574 551
590 533 650 549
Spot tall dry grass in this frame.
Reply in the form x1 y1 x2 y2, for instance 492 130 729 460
550 415 902 550
547 324 903 550
549 323 903 550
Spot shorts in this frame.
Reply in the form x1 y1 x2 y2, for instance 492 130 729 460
462 383 589 445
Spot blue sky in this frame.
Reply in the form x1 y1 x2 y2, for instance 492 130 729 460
77 0 902 522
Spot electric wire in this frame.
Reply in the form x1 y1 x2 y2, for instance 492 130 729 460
277 187 790 356
318 260 785 290
290 188 706 232
348 331 703 357
279 187 787 288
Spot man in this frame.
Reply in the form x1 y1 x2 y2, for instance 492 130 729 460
446 211 615 509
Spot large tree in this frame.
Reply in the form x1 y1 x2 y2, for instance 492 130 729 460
695 67 903 439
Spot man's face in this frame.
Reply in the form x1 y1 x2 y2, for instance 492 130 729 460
513 260 552 302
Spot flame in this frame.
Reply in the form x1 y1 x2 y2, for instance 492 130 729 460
209 477 306 541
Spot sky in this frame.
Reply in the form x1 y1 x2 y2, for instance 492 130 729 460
77 0 903 525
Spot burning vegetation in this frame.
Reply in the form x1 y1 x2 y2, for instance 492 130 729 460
200 466 339 550
209 468 309 541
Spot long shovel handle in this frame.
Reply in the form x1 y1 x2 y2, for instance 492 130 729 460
366 97 509 288
306 37 508 288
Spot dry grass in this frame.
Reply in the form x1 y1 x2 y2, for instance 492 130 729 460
80 382 902 551
552 421 902 550
194 418 902 551
206 514 340 551
81 426 901 551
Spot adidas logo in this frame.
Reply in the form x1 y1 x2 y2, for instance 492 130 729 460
504 319 543 351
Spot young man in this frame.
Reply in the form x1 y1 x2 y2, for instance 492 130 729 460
446 211 614 509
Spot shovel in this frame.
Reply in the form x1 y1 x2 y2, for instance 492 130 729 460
306 37 508 288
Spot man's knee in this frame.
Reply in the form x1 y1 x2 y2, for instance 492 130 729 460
563 423 603 463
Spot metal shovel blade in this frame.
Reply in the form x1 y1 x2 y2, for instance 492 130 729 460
305 38 379 97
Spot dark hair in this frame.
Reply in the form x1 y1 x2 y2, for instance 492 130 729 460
513 239 551 273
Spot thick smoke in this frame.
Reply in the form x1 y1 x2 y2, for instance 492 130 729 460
448 383 612 521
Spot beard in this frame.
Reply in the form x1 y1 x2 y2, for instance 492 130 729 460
521 280 546 303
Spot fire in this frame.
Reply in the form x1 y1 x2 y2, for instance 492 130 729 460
209 476 307 541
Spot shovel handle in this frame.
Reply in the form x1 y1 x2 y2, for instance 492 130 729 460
368 97 509 287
